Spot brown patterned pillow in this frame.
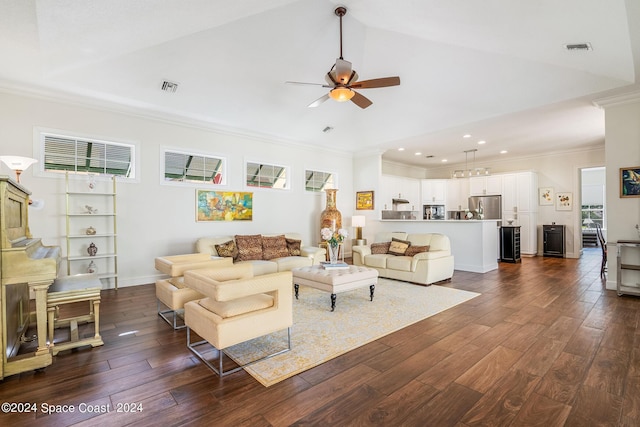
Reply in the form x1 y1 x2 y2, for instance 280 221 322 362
234 234 263 261
286 238 302 256
370 242 391 254
388 238 411 256
405 245 430 257
262 235 290 260
214 240 238 260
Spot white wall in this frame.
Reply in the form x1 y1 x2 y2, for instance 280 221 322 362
0 90 355 287
600 94 640 290
582 167 605 205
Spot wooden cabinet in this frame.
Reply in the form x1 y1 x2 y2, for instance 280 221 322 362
66 173 118 289
617 240 640 297
421 179 446 204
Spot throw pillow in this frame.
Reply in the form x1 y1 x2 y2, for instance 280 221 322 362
235 234 264 261
388 237 411 256
405 245 430 257
370 242 391 254
262 235 290 260
214 239 239 261
286 238 302 256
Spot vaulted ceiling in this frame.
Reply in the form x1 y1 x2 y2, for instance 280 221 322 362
1 0 639 168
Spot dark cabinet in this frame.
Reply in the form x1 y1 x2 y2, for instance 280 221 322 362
543 224 566 257
501 226 521 263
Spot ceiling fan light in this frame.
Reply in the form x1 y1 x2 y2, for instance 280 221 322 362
329 87 355 102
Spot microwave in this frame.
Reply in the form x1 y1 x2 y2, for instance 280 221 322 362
423 204 445 220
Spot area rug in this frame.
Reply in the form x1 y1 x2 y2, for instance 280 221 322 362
223 278 480 387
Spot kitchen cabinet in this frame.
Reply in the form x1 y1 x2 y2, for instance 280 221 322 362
501 171 538 256
469 175 502 196
421 179 446 204
446 178 469 211
380 175 420 211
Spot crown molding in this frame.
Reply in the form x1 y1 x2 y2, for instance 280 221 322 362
593 89 640 108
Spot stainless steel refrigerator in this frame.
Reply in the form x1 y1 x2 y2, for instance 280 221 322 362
468 195 502 219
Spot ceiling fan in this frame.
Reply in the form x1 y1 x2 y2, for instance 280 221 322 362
286 6 400 109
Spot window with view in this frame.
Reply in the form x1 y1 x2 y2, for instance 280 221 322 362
163 150 226 185
246 162 289 189
305 169 335 192
42 133 134 178
582 204 604 228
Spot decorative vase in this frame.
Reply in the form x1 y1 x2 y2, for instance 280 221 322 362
328 243 340 264
87 260 97 274
320 188 342 238
87 242 98 256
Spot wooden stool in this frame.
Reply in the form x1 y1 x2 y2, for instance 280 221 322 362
47 276 104 355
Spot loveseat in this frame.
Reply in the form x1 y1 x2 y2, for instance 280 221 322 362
352 232 454 285
196 233 325 276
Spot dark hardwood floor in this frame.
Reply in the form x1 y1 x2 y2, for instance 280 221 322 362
1 248 639 426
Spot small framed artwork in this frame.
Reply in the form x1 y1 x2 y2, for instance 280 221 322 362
539 187 554 205
620 166 640 198
556 192 572 211
196 190 253 221
356 190 374 210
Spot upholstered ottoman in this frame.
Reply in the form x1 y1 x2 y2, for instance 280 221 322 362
155 254 233 329
291 265 378 311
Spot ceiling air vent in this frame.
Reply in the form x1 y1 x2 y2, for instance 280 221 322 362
161 80 179 93
564 43 592 51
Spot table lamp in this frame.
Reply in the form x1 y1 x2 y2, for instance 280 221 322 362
0 156 38 183
352 215 366 246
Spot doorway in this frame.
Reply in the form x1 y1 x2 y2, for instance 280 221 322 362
580 167 606 251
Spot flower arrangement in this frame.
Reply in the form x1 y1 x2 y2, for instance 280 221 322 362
321 227 348 246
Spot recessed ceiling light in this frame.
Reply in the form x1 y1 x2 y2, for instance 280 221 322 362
441 159 448 162
414 152 422 156
398 147 405 151
463 134 471 138
500 150 508 154
477 140 486 145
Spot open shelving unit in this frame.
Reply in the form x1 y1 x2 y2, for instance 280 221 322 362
617 240 640 297
65 172 118 289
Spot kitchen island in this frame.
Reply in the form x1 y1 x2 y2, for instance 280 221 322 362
377 219 500 273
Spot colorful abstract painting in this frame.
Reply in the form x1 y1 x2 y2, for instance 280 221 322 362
196 190 253 221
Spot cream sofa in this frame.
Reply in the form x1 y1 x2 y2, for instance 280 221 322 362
352 232 454 285
196 233 325 276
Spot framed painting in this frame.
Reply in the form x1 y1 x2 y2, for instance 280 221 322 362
556 192 572 211
539 187 554 206
196 190 253 221
356 190 374 210
620 166 640 198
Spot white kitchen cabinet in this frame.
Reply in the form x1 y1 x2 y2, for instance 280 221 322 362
446 178 469 211
380 175 420 211
469 175 503 195
501 171 538 255
421 179 446 204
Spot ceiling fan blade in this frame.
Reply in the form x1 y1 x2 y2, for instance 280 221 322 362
308 93 330 108
285 81 325 86
351 91 373 109
335 58 352 84
350 76 401 89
